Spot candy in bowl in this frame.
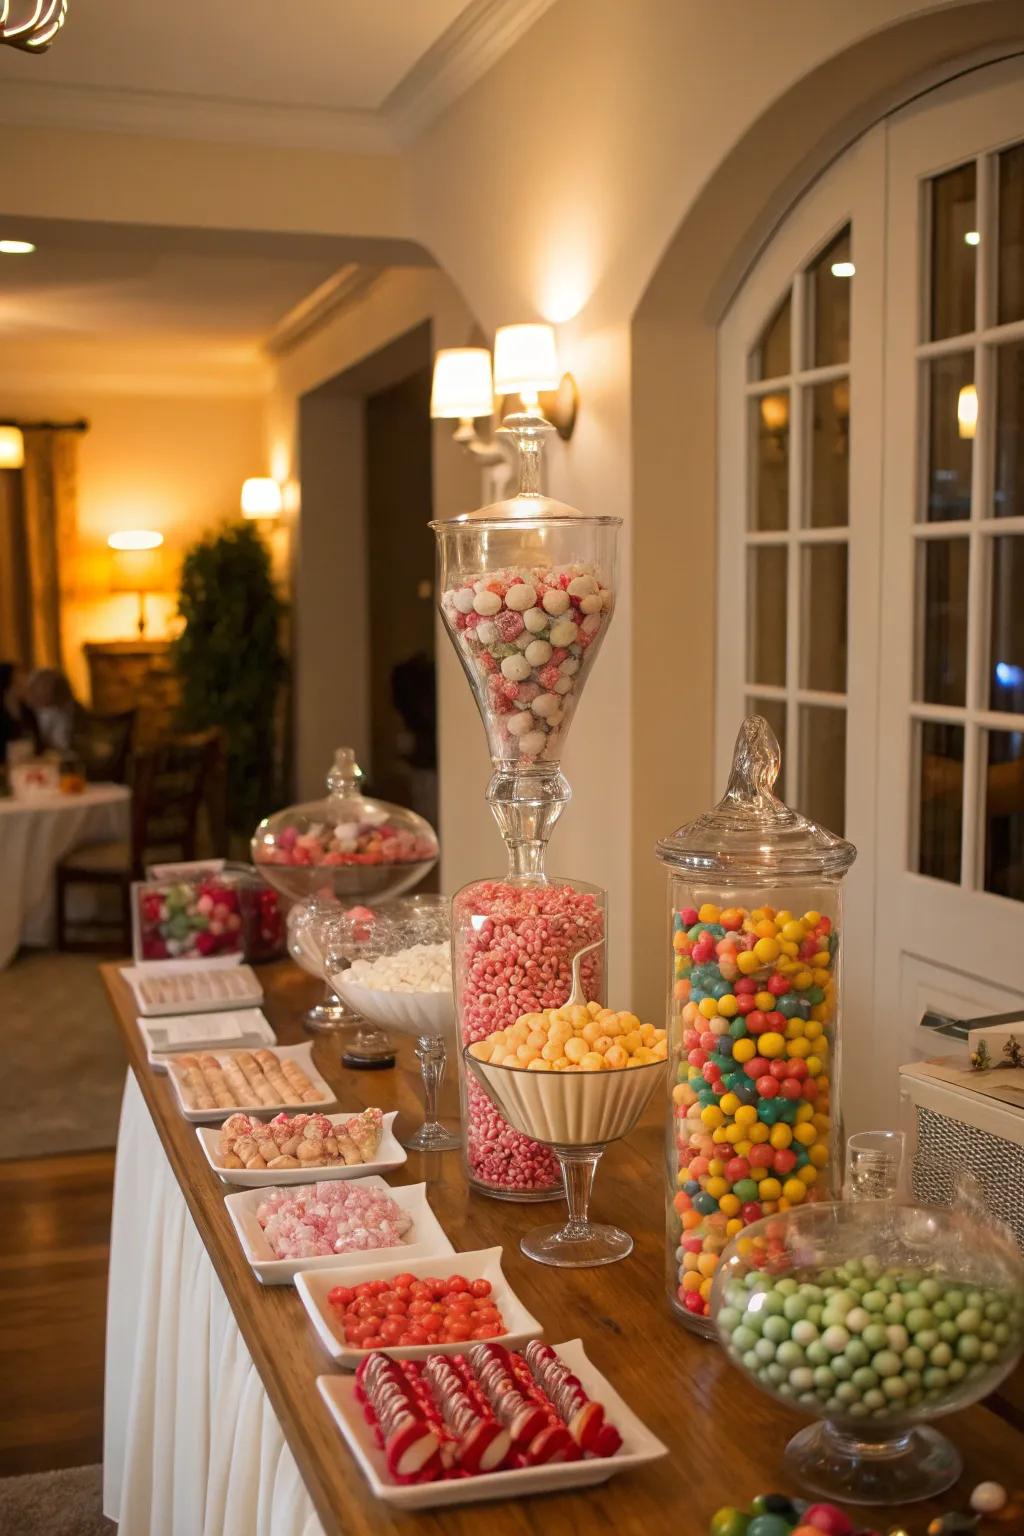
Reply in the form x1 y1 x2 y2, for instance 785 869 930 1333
709 1196 1024 1505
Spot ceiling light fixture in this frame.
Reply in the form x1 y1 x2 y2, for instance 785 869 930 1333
0 0 68 52
0 239 36 255
830 261 856 278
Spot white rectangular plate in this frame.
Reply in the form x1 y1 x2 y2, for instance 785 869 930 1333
143 1009 276 1069
296 1247 542 1368
196 1110 406 1185
167 1041 335 1123
223 1177 454 1284
122 958 260 1016
315 1337 668 1508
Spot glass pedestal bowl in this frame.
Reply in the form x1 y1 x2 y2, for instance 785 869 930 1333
709 1199 1024 1505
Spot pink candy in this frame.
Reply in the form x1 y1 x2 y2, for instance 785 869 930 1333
256 1180 412 1259
454 880 604 1194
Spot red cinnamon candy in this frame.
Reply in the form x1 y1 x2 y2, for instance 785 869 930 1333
355 1354 443 1481
523 1341 623 1456
423 1354 511 1474
465 1342 549 1450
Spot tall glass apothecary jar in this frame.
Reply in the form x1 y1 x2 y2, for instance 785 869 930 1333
431 411 620 1199
657 715 856 1335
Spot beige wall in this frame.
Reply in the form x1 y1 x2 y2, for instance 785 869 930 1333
0 386 264 698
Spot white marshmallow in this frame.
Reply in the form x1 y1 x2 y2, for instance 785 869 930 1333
580 594 604 614
532 692 561 718
473 590 502 616
453 587 476 614
518 730 548 757
501 653 532 681
553 676 573 694
506 710 535 736
559 657 580 676
476 620 498 645
541 588 570 616
549 618 578 647
523 607 549 635
505 583 537 612
567 575 598 597
581 613 602 636
524 639 553 667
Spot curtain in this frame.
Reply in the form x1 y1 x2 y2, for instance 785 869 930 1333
0 427 79 668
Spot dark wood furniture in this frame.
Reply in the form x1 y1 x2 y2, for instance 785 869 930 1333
99 959 1024 1536
84 639 181 749
69 704 136 784
55 730 222 952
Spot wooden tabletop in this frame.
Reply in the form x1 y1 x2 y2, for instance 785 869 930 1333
101 961 1024 1536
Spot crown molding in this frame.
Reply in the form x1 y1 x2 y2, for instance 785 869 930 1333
385 0 557 143
0 0 555 153
0 363 272 398
264 264 383 357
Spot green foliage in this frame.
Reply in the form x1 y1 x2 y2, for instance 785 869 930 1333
171 522 286 834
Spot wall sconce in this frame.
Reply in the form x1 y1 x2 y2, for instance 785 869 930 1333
430 348 507 466
957 383 977 441
107 529 167 637
759 391 789 461
1 0 68 51
0 424 25 468
431 324 578 469
241 476 283 519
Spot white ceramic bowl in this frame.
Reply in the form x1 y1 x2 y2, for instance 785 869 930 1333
465 1053 667 1146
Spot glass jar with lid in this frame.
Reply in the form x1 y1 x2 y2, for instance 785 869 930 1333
656 714 856 1334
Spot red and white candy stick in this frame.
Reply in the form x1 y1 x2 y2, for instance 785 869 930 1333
523 1341 623 1457
466 1342 550 1449
356 1354 443 1481
423 1354 511 1473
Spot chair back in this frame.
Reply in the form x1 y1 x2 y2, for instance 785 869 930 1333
70 704 136 783
129 729 222 875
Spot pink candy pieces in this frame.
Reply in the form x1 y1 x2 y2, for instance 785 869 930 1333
255 1180 412 1260
453 879 605 1194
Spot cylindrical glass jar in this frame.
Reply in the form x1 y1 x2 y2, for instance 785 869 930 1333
657 716 856 1335
453 873 606 1199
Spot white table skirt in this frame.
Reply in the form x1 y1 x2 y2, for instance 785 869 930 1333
104 1073 326 1536
0 783 130 966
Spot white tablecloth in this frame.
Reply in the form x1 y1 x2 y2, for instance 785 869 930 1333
104 1073 325 1536
0 783 130 966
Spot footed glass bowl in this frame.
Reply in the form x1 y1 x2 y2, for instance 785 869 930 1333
709 1198 1024 1505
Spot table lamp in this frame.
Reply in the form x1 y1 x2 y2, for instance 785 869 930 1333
107 530 166 637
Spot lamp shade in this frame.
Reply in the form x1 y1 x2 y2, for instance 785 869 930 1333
430 348 494 419
107 530 166 593
0 425 24 468
493 323 560 395
241 477 283 518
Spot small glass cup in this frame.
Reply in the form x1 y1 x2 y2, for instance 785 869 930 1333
844 1129 907 1200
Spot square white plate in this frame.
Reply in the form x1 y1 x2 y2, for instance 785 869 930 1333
223 1177 454 1284
143 1009 277 1070
315 1337 668 1508
196 1110 406 1185
295 1247 542 1368
166 1041 336 1122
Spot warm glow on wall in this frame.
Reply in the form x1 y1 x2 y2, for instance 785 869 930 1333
0 424 25 468
241 476 283 519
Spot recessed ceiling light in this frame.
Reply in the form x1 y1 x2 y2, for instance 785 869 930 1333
964 230 981 246
0 240 36 255
830 261 856 278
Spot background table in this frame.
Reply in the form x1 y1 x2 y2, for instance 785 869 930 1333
101 962 1024 1536
0 784 130 967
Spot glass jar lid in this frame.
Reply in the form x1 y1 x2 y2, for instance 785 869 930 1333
656 715 857 881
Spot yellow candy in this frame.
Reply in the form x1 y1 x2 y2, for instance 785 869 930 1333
811 1003 830 1024
806 1055 824 1076
698 903 721 923
723 1124 744 1144
734 1139 753 1157
782 1178 807 1203
719 1092 740 1116
705 1177 728 1200
769 1123 793 1149
779 941 800 959
787 1038 811 1059
753 920 777 940
797 1165 818 1186
527 1058 552 1071
564 1036 587 1063
812 1112 830 1133
812 950 831 967
794 1103 814 1123
698 998 719 1020
713 1126 731 1143
775 910 793 925
699 1277 714 1302
809 1143 829 1168
754 936 781 963
792 968 813 990
759 1177 782 1200
781 920 807 942
697 1251 718 1277
732 1038 756 1064
701 1105 725 1129
784 1018 805 1039
748 1121 769 1143
804 1020 823 1041
605 1044 628 1069
803 910 821 925
759 1032 786 1059
726 1218 743 1237
719 1194 741 1217
754 991 775 1011
793 1122 817 1146
736 950 761 976
734 1104 757 1125
717 994 739 1018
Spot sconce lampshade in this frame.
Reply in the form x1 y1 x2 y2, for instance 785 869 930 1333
957 383 978 441
0 425 25 469
493 324 560 396
430 348 494 420
241 477 283 519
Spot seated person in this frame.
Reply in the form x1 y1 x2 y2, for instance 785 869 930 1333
0 660 41 759
24 666 76 754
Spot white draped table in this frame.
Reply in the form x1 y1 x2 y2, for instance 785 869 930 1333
104 1073 325 1536
0 783 130 967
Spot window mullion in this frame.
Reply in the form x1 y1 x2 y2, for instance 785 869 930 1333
788 272 806 793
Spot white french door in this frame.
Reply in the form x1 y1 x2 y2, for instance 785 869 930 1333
717 55 1024 1135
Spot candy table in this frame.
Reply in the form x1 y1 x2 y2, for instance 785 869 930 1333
100 961 1024 1536
0 783 129 967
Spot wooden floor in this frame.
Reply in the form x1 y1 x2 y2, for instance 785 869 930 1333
0 1149 114 1476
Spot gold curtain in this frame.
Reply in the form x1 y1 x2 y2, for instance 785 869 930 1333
0 428 79 668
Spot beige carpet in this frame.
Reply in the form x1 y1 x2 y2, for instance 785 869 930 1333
0 951 127 1159
0 1464 114 1535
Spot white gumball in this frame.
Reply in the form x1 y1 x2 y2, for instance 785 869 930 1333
541 588 570 616
518 730 547 757
567 575 598 597
500 653 531 681
524 639 553 667
553 676 573 695
476 620 498 645
506 710 535 737
970 1484 1007 1515
580 594 603 614
473 590 502 616
532 692 561 718
452 587 476 614
549 618 578 647
559 657 579 676
505 583 537 612
523 607 549 635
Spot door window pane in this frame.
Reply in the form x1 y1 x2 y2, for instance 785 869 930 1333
806 228 851 369
926 354 974 521
747 546 787 686
990 535 1024 714
985 729 1024 902
751 394 789 530
930 161 977 341
917 721 963 884
799 705 845 835
747 695 787 800
801 544 848 693
997 142 1024 325
751 295 791 381
993 340 1024 518
806 379 849 527
919 538 968 706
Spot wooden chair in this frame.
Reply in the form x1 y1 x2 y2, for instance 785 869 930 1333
69 703 136 784
55 729 222 953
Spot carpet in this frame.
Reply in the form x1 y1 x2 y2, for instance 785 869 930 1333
0 1464 114 1536
0 951 126 1159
